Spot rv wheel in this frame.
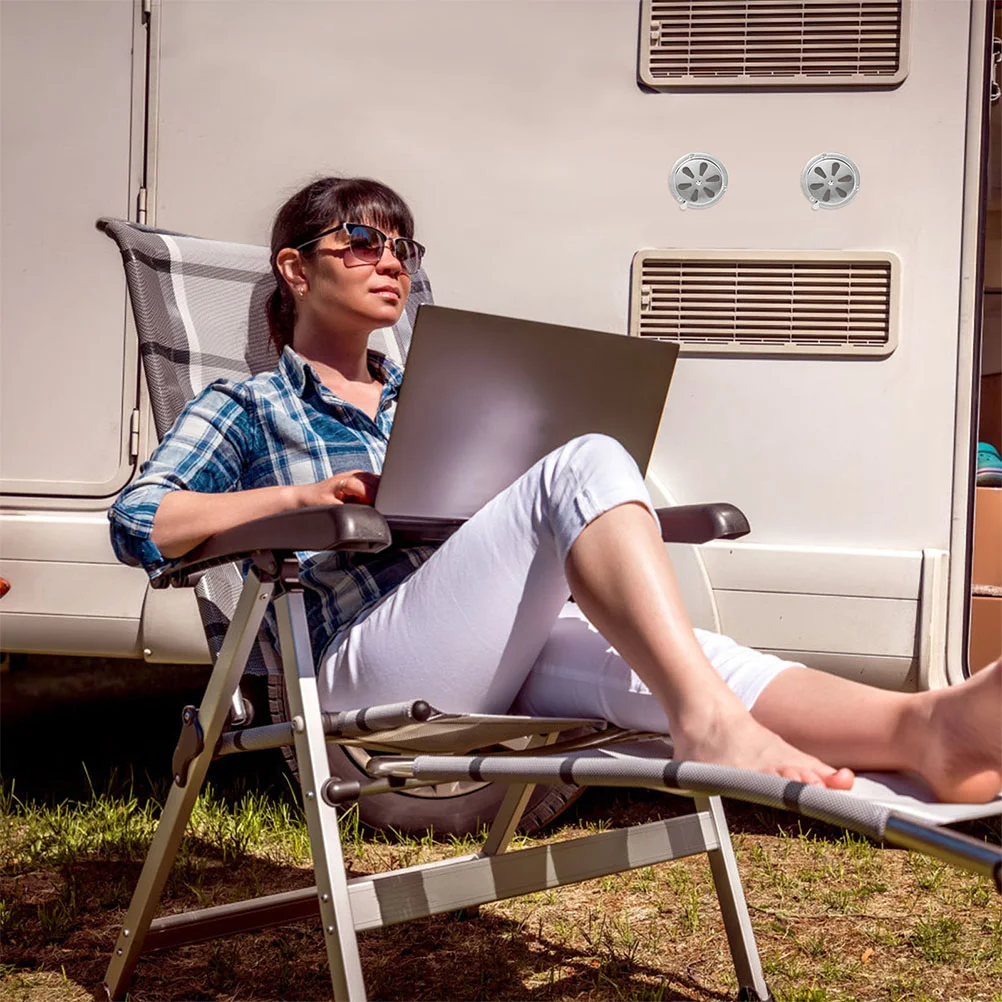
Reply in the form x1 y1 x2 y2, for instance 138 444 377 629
266 675 585 837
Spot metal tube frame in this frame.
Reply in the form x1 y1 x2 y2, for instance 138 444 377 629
103 568 274 1000
105 575 1002 1002
100 568 780 1002
695 795 771 1002
273 581 367 1001
142 812 723 948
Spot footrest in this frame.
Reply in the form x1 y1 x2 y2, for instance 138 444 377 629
849 771 1002 825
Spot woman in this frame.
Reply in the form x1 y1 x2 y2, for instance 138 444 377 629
110 176 1001 803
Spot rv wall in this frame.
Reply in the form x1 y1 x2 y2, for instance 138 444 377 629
0 0 995 690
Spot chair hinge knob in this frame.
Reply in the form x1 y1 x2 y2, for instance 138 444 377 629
172 705 204 787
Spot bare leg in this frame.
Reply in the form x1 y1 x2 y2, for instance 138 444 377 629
752 659 1002 803
565 502 854 789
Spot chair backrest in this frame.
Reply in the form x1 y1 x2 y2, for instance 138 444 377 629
99 218 434 672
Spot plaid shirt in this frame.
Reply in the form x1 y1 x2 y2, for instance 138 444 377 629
109 346 436 661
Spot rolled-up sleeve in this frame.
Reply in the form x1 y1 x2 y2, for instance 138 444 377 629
109 381 256 572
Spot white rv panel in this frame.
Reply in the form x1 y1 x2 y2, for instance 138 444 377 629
0 512 128 562
0 511 151 658
147 0 970 542
0 560 146 621
761 650 916 691
0 614 142 660
700 543 923 599
140 586 212 665
0 0 141 497
713 591 917 657
139 0 981 678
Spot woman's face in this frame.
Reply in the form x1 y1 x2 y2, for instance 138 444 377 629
296 221 412 337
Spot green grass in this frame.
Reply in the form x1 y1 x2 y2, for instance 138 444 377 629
1 778 1000 1002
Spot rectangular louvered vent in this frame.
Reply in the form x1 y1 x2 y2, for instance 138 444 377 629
640 0 909 88
630 251 898 356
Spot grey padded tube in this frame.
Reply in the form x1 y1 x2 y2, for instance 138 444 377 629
323 700 434 736
399 754 892 840
392 754 1002 884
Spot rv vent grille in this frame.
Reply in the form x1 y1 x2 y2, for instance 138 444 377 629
641 0 908 88
631 252 897 356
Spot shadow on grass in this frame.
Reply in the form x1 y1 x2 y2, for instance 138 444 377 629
3 654 999 1001
2 850 732 1002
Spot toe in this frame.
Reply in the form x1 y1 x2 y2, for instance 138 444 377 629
823 767 855 790
778 766 820 786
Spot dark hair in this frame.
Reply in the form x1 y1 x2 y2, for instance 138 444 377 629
266 177 416 353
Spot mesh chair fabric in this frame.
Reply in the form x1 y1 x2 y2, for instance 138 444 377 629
98 218 434 674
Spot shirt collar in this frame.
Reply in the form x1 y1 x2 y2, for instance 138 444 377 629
279 344 404 399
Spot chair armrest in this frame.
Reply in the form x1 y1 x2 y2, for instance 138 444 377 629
383 514 467 545
655 503 750 544
151 501 748 588
152 505 393 588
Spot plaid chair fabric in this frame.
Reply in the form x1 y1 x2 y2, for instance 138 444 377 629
98 218 434 673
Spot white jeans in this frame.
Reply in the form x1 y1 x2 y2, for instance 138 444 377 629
319 434 795 732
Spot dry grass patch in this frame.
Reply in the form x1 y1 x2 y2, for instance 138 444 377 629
1 784 1000 1002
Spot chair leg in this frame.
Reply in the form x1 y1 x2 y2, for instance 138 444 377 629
275 588 367 1002
481 733 556 856
695 795 772 1002
103 571 275 1000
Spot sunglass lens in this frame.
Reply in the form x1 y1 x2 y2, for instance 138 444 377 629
345 224 423 272
395 239 423 274
345 224 382 263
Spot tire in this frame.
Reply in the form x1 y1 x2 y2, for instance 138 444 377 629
267 674 586 837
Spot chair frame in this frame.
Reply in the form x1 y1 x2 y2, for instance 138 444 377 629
103 509 777 1002
102 507 1002 1001
97 217 1000 1001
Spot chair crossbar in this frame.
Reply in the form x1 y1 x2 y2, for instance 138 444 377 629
215 700 436 757
215 708 612 759
144 813 718 952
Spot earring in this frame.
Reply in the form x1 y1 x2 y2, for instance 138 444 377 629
297 287 306 297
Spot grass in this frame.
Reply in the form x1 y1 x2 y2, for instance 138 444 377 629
1 776 1000 1002
1 656 999 1000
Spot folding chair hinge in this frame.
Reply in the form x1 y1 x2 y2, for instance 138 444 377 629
279 557 304 588
249 554 303 592
320 775 411 806
172 705 204 787
321 779 362 806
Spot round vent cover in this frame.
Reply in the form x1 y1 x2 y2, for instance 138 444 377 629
801 153 860 209
669 153 727 209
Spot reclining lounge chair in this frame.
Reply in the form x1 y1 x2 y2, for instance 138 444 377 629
97 218 1002 1002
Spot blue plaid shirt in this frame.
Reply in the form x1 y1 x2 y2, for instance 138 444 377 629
109 346 436 660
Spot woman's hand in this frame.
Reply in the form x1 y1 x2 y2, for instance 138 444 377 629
298 470 380 508
150 472 381 559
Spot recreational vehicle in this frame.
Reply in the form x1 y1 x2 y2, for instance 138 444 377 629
1 0 1000 834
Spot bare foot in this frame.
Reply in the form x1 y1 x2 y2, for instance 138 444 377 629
671 707 855 790
913 658 1002 803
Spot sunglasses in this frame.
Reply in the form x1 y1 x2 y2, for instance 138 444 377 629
294 222 425 274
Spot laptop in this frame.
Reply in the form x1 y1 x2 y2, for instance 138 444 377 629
374 305 679 522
